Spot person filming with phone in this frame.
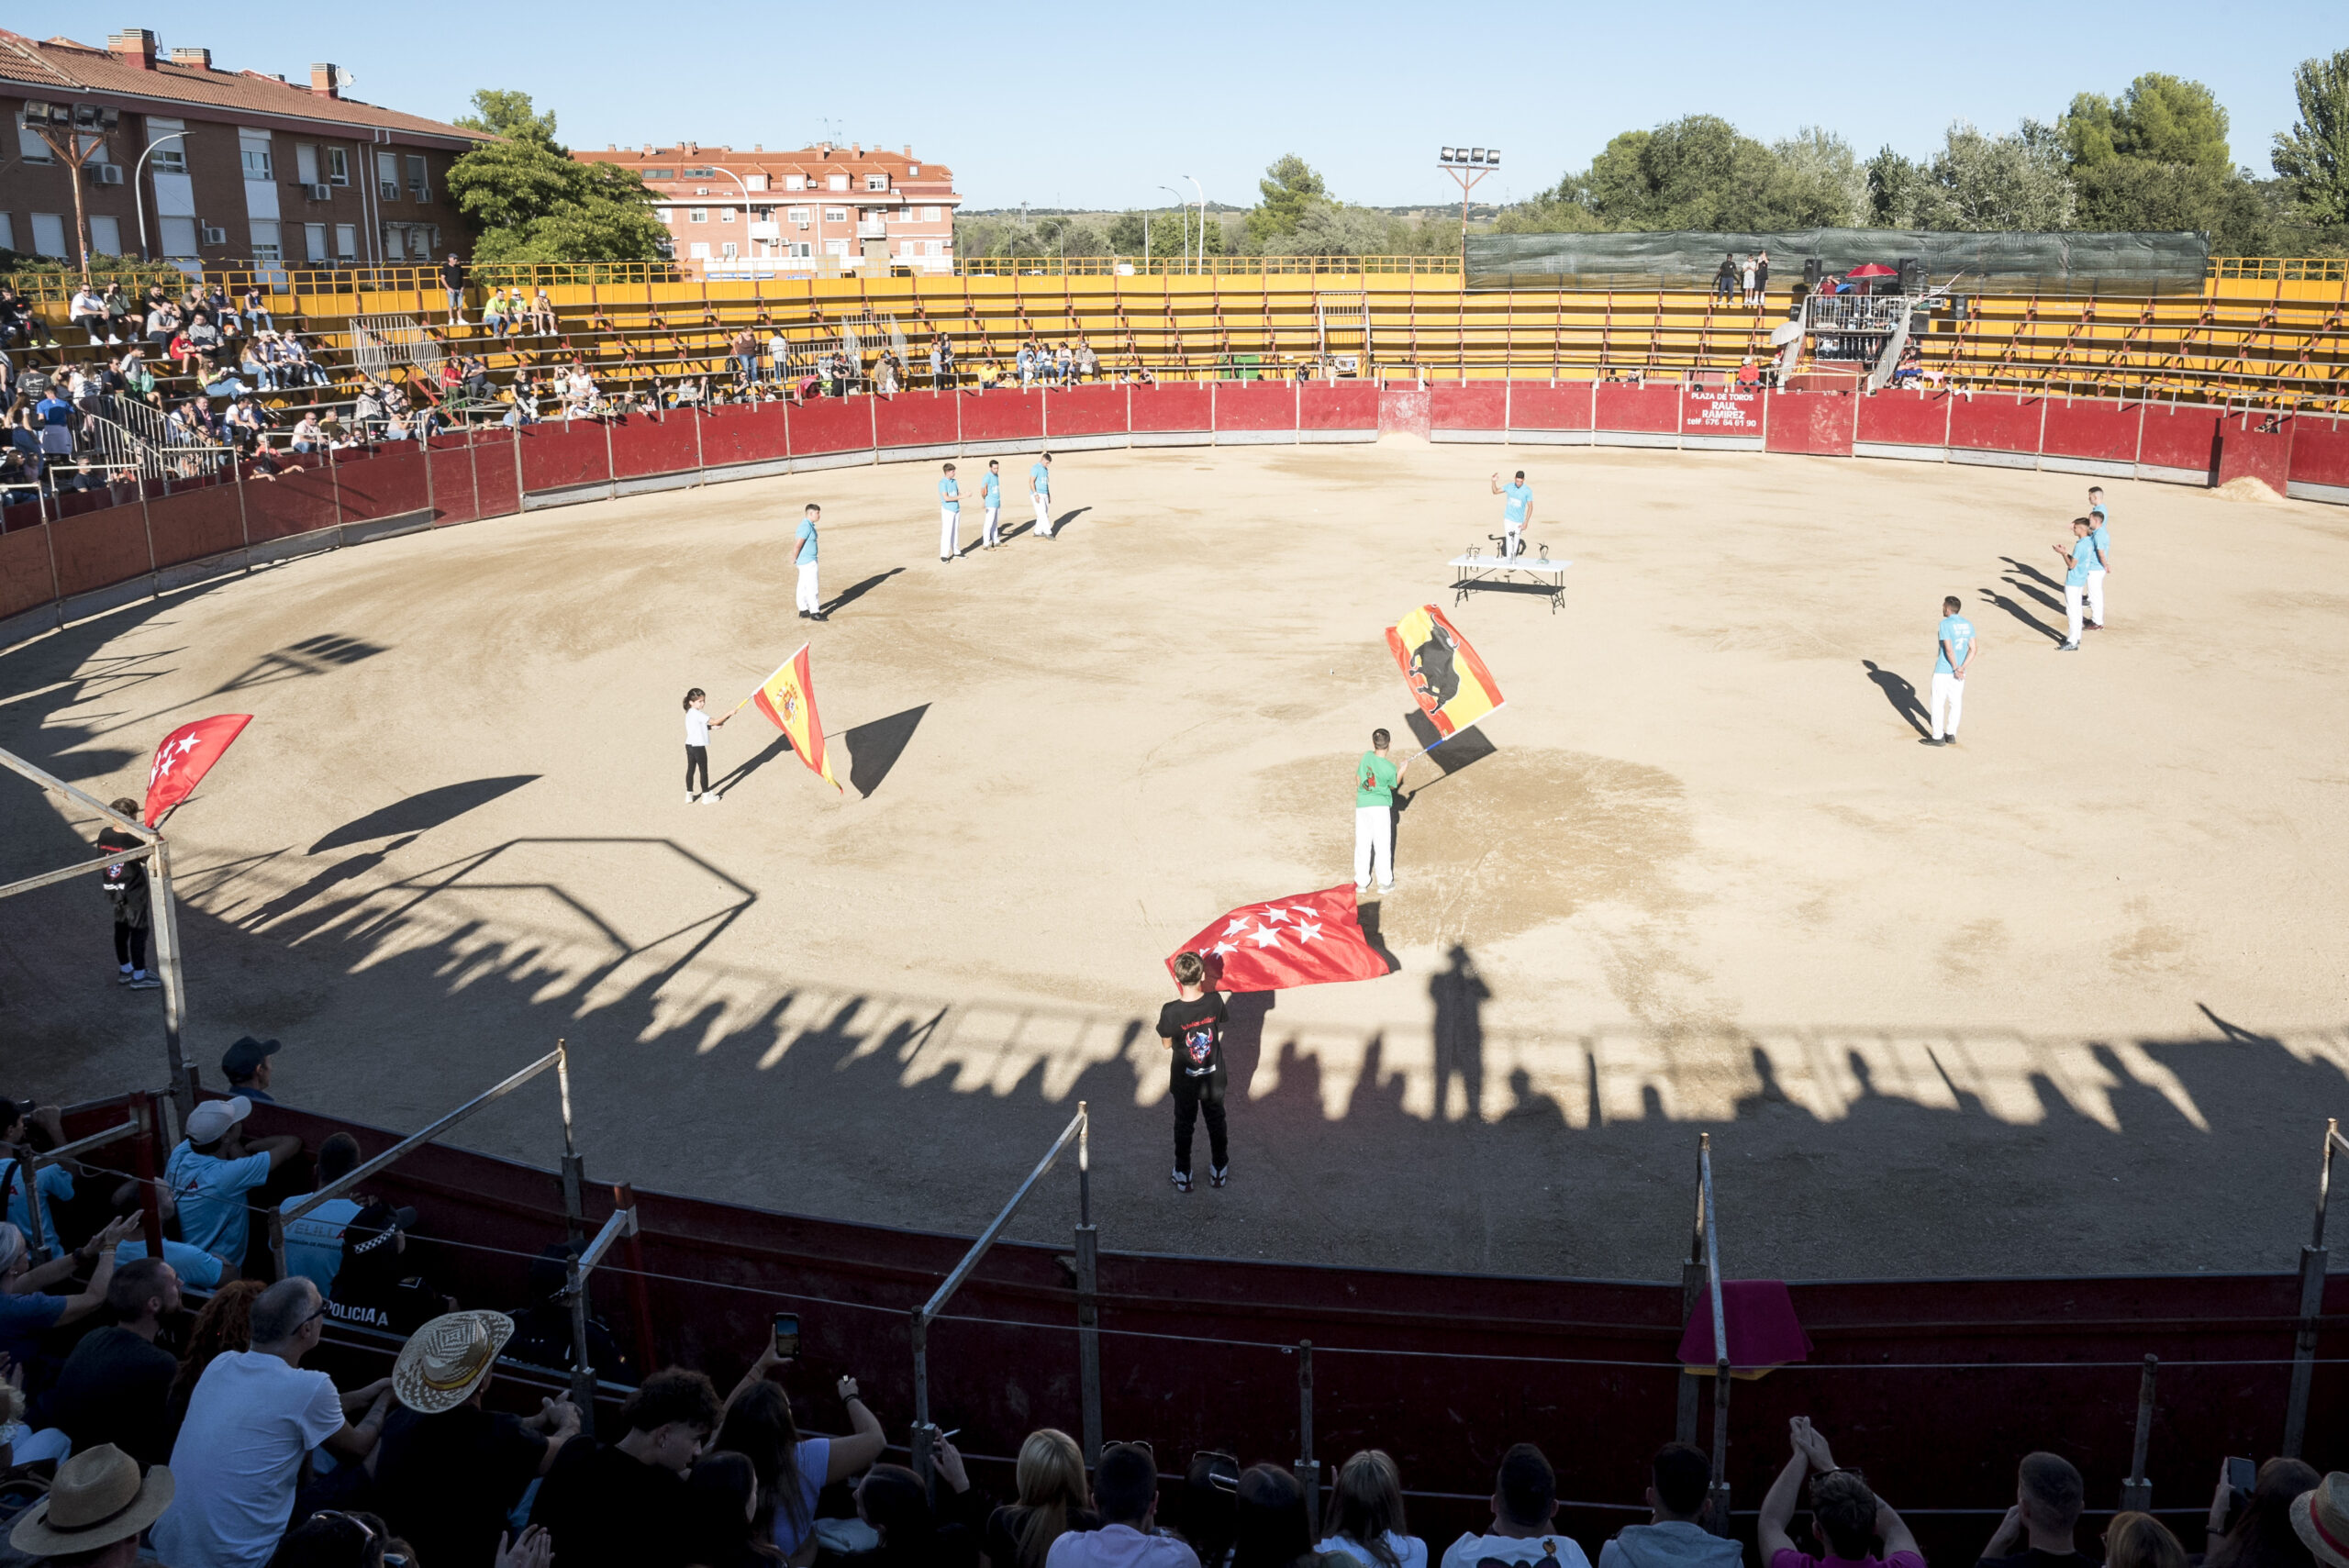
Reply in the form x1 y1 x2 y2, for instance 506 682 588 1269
716 1312 888 1562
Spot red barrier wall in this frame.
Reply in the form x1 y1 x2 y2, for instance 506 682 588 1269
1949 393 2044 454
1430 383 1508 430
1213 380 1296 432
1594 384 1681 433
788 396 874 455
2040 398 2143 464
427 436 481 527
2137 406 2221 477
474 432 521 518
2288 421 2349 490
1765 392 1855 456
1683 387 1764 438
334 448 432 521
1507 383 1593 431
963 390 1049 443
608 414 703 480
515 422 612 495
50 506 152 599
1857 391 1953 448
1298 382 1378 430
145 484 246 569
1128 383 1212 432
873 392 959 450
696 405 790 470
53 490 112 521
1044 384 1127 438
2216 415 2293 491
0 524 56 618
249 466 340 541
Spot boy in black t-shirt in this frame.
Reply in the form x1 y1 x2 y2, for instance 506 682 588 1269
1157 951 1230 1193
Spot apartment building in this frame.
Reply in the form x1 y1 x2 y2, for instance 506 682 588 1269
573 142 959 274
0 28 482 270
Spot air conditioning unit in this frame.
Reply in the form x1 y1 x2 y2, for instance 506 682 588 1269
306 183 333 201
91 163 124 185
796 220 810 229
201 225 227 245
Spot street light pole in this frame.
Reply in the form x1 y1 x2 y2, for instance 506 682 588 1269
1183 174 1206 273
710 166 760 268
132 131 187 263
1437 146 1499 282
25 101 123 286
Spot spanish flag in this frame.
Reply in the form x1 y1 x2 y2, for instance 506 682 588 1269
749 644 841 791
1386 605 1504 740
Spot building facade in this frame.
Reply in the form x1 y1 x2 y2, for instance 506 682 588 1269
0 28 481 271
573 142 959 274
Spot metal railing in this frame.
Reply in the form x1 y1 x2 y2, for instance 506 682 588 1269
2282 1118 2349 1457
351 314 445 382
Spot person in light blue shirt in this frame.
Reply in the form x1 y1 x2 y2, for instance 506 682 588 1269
1030 451 1054 538
979 459 1004 549
938 462 962 562
794 504 825 621
163 1095 300 1265
2053 517 2100 650
1924 595 1977 747
277 1130 362 1293
2085 486 2112 629
1490 469 1533 558
0 1099 76 1256
116 1233 233 1292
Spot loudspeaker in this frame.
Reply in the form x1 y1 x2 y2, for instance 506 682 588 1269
1898 256 1923 294
1803 257 1823 288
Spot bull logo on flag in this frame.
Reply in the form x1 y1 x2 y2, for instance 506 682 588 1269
1385 606 1503 740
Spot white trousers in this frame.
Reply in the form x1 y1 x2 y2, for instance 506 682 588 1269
940 506 959 559
983 506 1000 546
1504 521 1522 558
1353 805 1394 889
2065 582 2086 643
1930 672 1965 739
796 562 820 615
1034 495 1052 536
2087 570 2106 626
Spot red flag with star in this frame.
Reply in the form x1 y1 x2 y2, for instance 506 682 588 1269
1167 883 1393 992
141 715 253 827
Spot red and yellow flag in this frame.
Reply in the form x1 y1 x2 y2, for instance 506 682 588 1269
748 644 841 791
1386 605 1504 739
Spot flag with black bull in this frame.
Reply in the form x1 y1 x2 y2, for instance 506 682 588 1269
1385 605 1504 740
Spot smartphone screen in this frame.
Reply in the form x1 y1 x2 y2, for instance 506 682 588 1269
773 1312 800 1359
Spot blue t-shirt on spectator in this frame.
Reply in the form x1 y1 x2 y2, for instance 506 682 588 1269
1935 615 1975 675
981 472 1000 506
768 1436 831 1559
2090 515 2110 562
939 477 959 511
116 1236 229 1292
2066 534 2101 585
795 518 818 565
4 1163 73 1252
1030 462 1050 498
0 1290 64 1371
278 1195 362 1293
1502 482 1531 524
163 1142 273 1261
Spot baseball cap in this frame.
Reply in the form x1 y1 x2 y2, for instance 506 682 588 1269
220 1035 280 1082
184 1095 250 1144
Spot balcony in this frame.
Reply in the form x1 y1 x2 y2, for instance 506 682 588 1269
856 220 888 239
750 222 780 240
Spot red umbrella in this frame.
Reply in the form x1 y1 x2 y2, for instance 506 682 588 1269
1846 262 1898 277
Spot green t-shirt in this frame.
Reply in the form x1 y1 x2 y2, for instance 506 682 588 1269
1356 751 1398 807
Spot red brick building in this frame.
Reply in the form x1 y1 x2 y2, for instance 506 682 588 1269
573 142 960 274
0 28 481 270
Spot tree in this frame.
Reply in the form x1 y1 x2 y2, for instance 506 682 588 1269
2273 48 2349 226
1246 155 1328 247
1764 128 1869 227
1258 201 1399 257
1908 120 2077 230
2061 73 2230 172
442 89 665 262
1865 146 1932 227
1579 117 1780 229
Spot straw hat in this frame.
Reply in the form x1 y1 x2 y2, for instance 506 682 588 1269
2294 1474 2349 1568
7 1445 173 1555
393 1309 516 1415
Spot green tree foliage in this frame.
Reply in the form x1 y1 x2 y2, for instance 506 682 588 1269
1246 155 1328 246
443 89 666 263
1106 210 1197 259
1582 117 1782 228
2063 74 2231 171
2273 48 2349 226
1764 128 1869 227
1905 121 2077 230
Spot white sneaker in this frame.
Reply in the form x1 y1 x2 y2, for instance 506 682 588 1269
687 792 698 804
703 791 723 804
1378 882 1396 895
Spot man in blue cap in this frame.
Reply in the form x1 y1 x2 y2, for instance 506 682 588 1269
221 1037 279 1104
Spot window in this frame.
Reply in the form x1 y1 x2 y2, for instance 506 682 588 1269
335 223 356 261
784 173 805 191
160 216 197 258
89 215 120 256
898 240 914 257
683 165 717 178
0 215 12 250
720 241 737 259
824 207 847 223
827 173 848 191
746 174 767 191
926 239 942 257
688 241 709 259
250 219 282 261
908 164 920 176
239 128 273 180
18 115 52 163
688 208 707 224
719 207 735 223
642 168 675 181
865 173 888 191
377 151 398 200
328 146 349 185
295 144 319 184
304 222 328 261
30 213 66 258
143 117 185 171
824 239 849 256
382 222 406 261
406 154 429 202
922 206 940 223
787 207 809 223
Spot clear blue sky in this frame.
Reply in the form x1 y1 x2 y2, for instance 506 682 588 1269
125 2 2343 211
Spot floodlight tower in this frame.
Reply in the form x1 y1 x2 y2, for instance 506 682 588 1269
22 99 123 284
1437 145 1499 279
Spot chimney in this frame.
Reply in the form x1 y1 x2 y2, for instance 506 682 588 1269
169 45 210 69
309 62 339 98
107 29 158 70
851 142 862 156
902 145 910 156
753 143 763 152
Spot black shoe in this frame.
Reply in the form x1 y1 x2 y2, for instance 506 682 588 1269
797 610 809 619
811 612 829 622
1209 1165 1229 1189
1943 734 1958 746
1172 1169 1193 1193
1920 737 1946 747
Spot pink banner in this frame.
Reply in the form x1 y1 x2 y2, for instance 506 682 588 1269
1682 387 1764 437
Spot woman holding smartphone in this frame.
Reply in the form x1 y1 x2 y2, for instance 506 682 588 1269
719 1334 889 1563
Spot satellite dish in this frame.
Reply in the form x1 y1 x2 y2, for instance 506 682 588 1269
335 66 358 89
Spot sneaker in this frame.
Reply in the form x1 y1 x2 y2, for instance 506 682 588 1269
2086 622 2103 631
116 968 135 985
1377 882 1395 895
2058 641 2080 651
810 612 829 622
1209 1165 1229 1189
128 974 161 990
797 610 809 619
1355 881 1370 893
1920 737 1947 747
1944 733 1958 746
687 793 699 804
703 791 723 804
1172 1169 1193 1193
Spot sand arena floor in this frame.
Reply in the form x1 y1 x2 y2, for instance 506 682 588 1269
5 438 2348 1282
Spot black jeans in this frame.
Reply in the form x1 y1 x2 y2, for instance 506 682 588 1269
1171 1069 1228 1175
113 919 148 971
685 744 709 795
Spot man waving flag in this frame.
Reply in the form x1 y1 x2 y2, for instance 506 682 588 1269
1167 884 1391 992
746 644 841 792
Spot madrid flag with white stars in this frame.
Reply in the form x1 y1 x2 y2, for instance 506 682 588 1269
1167 883 1392 992
141 714 252 827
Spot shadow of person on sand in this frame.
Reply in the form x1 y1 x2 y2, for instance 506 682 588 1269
1861 662 1930 736
1978 587 2065 645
